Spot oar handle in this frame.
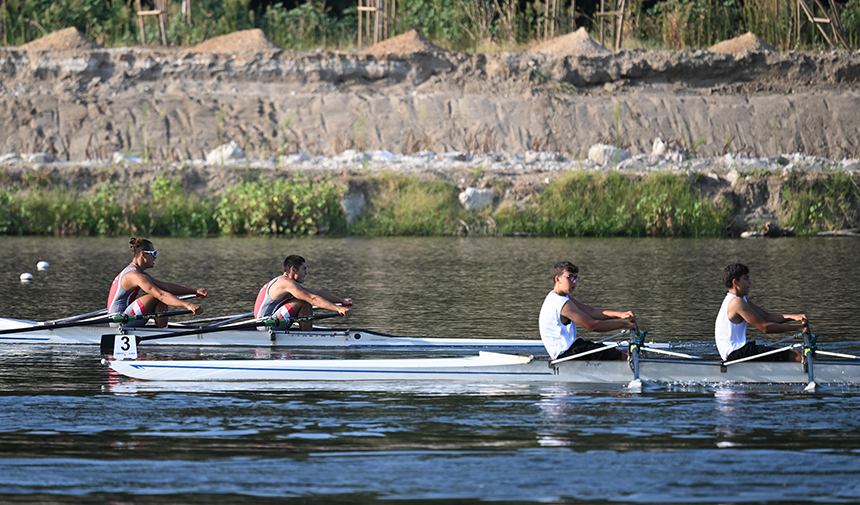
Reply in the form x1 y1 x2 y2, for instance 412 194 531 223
138 312 343 342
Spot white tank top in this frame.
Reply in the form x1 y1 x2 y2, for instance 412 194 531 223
715 292 749 360
107 265 141 314
539 291 578 359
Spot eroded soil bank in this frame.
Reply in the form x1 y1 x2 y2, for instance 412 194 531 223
2 43 860 162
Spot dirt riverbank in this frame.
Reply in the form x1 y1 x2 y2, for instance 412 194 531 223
2 29 860 162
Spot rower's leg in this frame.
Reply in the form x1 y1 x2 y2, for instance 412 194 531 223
289 300 313 331
133 295 168 327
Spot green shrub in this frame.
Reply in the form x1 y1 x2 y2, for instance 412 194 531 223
215 174 346 236
494 172 727 237
781 172 860 232
350 172 462 235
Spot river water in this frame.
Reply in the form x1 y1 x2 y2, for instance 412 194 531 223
1 236 860 503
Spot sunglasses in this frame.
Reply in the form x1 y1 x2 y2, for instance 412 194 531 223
143 250 158 258
560 274 578 282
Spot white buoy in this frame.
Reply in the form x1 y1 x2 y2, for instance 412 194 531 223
37 261 49 270
20 272 33 282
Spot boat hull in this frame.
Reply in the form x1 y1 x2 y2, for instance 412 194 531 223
0 318 546 350
106 354 860 384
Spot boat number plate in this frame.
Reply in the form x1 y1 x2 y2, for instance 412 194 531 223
113 334 138 361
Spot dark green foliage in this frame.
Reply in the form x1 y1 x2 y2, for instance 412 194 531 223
494 172 728 237
215 174 347 235
781 172 860 232
349 172 462 236
3 0 857 51
1 169 857 238
0 173 344 237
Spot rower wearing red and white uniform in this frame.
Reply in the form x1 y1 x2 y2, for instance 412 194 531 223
253 255 352 331
107 237 208 327
254 276 296 321
108 265 143 316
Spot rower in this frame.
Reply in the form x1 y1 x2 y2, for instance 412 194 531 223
539 261 636 361
107 237 207 328
254 254 352 331
715 263 805 362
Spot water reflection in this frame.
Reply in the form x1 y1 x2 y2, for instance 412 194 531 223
714 387 747 448
5 236 860 343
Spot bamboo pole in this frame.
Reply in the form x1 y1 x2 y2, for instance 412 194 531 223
544 0 549 41
1 0 6 46
615 0 626 50
599 0 605 46
158 0 168 46
136 0 147 44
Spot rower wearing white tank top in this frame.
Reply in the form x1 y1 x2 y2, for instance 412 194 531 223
538 260 636 361
714 263 805 362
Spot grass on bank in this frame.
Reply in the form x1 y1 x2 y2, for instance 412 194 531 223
781 171 860 231
1 0 858 53
3 170 858 238
493 172 730 237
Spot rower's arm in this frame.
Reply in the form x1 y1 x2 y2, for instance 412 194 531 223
282 283 351 315
304 288 355 310
563 299 635 332
735 298 805 333
124 272 203 313
150 278 206 298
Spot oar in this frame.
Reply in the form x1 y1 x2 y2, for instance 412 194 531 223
0 310 192 336
112 312 345 345
29 294 203 327
802 322 817 391
45 308 109 325
209 312 255 326
596 330 630 343
772 332 804 345
550 340 627 365
173 312 253 326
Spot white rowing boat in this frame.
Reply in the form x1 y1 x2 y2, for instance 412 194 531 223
104 351 860 385
0 316 547 350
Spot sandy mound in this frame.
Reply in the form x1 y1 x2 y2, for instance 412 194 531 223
365 30 445 56
530 27 611 56
709 32 775 53
20 27 103 51
191 29 281 53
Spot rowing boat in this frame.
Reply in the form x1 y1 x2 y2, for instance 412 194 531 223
0 316 547 350
104 351 860 385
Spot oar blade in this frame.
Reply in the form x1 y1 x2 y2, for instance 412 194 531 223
99 335 117 354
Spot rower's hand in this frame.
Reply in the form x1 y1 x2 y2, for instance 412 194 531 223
801 316 809 332
188 303 204 315
196 289 209 298
341 298 354 307
338 306 351 317
621 311 636 322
